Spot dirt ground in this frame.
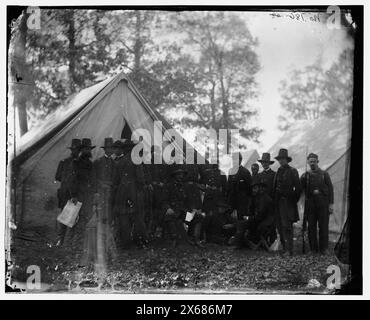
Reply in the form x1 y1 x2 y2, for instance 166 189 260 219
7 227 345 294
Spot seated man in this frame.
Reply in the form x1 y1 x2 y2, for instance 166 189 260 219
202 200 236 245
233 180 275 250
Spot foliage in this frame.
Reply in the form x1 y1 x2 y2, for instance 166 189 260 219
9 9 262 143
278 48 353 131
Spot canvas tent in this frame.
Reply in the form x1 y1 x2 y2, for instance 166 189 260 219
242 149 260 170
268 117 351 233
9 73 201 235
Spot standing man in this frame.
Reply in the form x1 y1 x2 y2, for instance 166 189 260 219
183 149 205 246
273 148 301 256
199 151 224 216
148 145 170 237
113 140 148 249
226 152 252 220
55 138 81 246
257 153 276 198
301 153 334 255
142 149 154 236
257 152 277 246
67 138 95 253
91 137 117 263
92 138 116 224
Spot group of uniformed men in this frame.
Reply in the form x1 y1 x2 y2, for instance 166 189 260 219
55 137 334 261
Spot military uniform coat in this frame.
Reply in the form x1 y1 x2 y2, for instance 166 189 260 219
92 155 116 223
258 168 276 198
226 165 252 218
273 164 302 224
184 163 203 210
199 163 224 214
55 156 78 209
63 156 94 250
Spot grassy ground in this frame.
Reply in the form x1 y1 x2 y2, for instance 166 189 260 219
8 227 344 294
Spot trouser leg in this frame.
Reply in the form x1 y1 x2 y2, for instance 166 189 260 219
275 210 286 251
283 223 293 254
234 220 248 247
57 222 67 244
119 214 132 247
193 221 203 242
165 217 181 241
317 201 329 253
80 225 97 266
308 203 319 252
277 199 295 254
133 212 148 245
133 191 148 245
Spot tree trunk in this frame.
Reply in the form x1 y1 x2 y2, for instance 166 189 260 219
12 13 29 136
210 81 216 128
218 58 228 129
218 57 231 152
133 11 142 73
65 10 77 92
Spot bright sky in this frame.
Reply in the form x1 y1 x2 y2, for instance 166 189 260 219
244 11 353 152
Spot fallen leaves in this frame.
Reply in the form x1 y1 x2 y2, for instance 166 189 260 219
11 236 337 293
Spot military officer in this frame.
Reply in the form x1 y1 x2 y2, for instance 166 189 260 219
65 138 95 253
257 152 276 198
199 152 224 216
89 137 117 264
54 138 81 246
202 200 235 245
183 150 205 246
142 149 154 236
225 152 252 219
257 152 277 245
301 153 334 255
112 140 148 249
147 145 170 237
272 148 302 256
92 138 116 224
236 180 276 250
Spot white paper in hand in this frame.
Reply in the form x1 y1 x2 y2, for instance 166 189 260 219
185 211 195 222
57 200 82 228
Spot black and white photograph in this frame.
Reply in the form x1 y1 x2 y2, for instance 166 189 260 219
3 2 364 298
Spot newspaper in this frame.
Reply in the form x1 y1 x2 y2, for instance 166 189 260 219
57 200 82 228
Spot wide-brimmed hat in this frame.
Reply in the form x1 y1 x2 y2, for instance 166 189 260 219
101 137 114 149
258 152 274 164
80 138 95 149
68 138 81 150
307 152 319 160
274 148 292 162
